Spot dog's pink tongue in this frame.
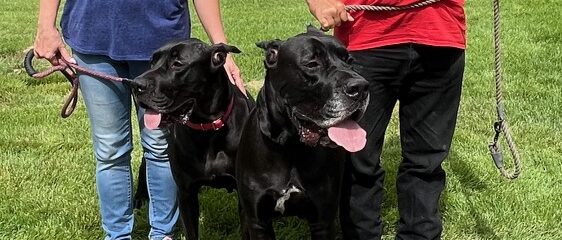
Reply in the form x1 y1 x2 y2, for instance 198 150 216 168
327 120 366 152
144 110 162 130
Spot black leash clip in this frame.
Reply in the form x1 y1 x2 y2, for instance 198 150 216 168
488 120 504 169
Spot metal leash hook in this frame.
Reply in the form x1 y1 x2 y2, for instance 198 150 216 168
488 120 504 170
487 118 522 180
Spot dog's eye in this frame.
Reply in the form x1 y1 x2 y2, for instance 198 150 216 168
304 61 320 69
171 60 184 69
346 56 354 64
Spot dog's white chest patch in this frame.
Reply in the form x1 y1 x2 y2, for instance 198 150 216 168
274 185 302 214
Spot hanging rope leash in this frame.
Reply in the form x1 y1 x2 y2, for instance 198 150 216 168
23 49 138 118
341 0 521 179
487 0 522 179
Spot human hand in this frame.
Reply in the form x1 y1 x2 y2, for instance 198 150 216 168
223 54 248 97
33 26 76 66
306 0 354 31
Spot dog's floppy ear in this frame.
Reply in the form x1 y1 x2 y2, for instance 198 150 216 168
306 24 325 36
256 39 282 68
210 43 241 71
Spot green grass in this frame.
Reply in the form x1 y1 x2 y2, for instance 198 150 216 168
0 0 561 239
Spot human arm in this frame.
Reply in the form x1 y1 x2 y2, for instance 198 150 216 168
193 0 247 96
34 0 75 65
306 0 354 31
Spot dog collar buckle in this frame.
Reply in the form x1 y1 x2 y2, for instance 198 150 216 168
211 119 224 130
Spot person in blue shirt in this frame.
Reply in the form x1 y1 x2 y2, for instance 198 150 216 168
33 1 246 239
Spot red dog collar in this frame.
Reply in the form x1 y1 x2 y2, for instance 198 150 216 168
184 97 235 131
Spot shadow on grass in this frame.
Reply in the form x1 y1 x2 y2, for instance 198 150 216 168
380 134 501 240
446 150 500 240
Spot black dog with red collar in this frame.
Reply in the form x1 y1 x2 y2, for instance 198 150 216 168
131 38 254 240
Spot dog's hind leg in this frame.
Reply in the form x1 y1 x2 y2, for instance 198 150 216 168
309 221 337 240
238 202 251 240
178 188 200 240
245 221 276 240
242 194 276 240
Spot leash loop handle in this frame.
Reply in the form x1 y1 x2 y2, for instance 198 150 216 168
60 79 79 118
24 49 38 76
24 48 79 118
23 48 141 118
488 120 522 180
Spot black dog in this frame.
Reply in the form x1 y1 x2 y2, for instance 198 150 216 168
236 26 370 240
131 38 254 240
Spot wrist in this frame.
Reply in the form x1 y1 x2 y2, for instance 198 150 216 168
37 23 58 34
307 0 324 6
211 37 228 44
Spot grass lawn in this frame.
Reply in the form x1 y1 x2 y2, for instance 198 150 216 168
1 0 561 239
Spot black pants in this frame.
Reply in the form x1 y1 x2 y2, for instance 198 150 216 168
339 44 465 240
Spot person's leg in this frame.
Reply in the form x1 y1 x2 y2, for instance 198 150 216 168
128 61 179 240
74 52 135 240
395 45 465 240
340 45 411 240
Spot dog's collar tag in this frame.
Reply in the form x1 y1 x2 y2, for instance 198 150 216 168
184 97 234 131
210 119 224 130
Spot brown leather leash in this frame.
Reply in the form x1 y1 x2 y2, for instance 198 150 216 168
23 49 139 118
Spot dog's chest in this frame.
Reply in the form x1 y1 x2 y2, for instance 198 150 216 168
270 165 311 216
204 150 233 175
270 147 345 216
169 126 235 176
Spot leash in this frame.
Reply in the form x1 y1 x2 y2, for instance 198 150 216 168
487 0 521 179
24 49 236 132
23 49 138 118
344 0 442 11
343 0 522 179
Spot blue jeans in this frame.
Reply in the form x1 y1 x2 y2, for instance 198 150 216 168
74 52 179 240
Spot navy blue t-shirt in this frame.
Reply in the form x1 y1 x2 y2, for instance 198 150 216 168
61 0 190 61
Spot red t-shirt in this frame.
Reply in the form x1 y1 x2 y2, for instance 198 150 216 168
335 0 466 50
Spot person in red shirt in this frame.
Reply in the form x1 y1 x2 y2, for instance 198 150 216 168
307 0 466 239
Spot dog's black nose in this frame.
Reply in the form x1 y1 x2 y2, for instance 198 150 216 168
344 79 369 99
131 77 148 93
